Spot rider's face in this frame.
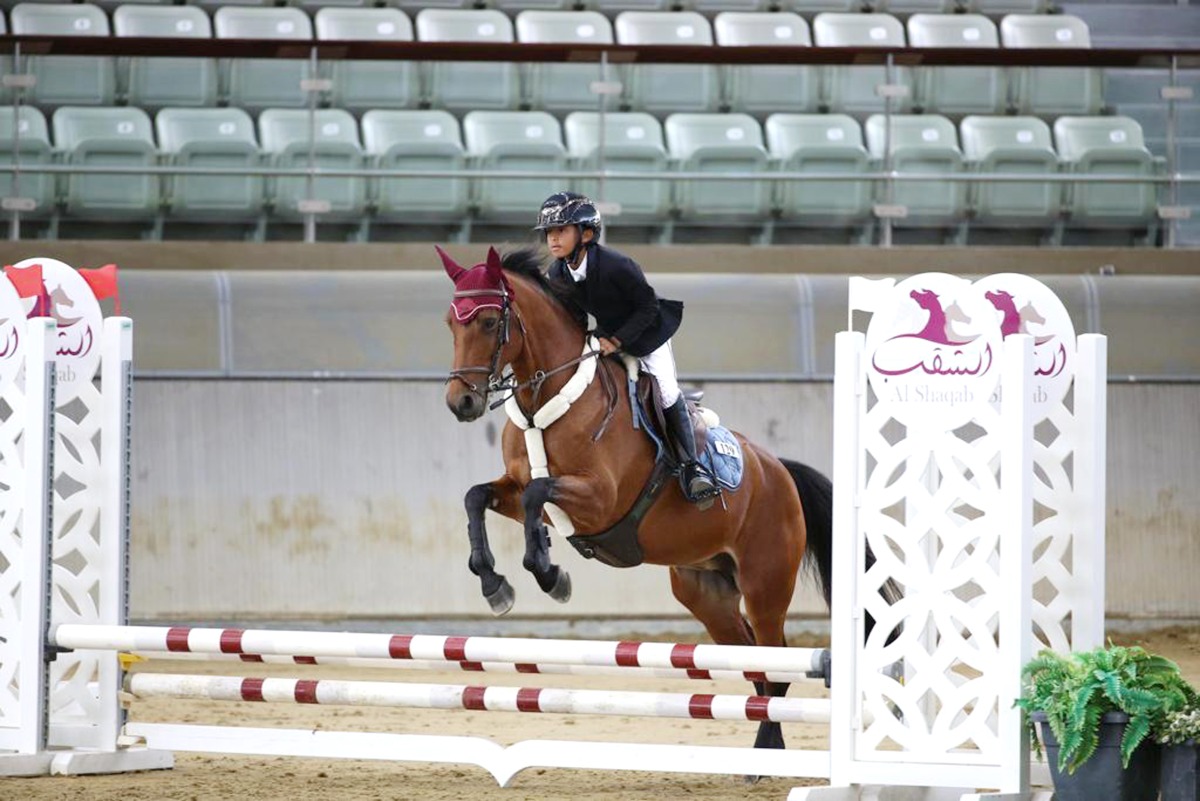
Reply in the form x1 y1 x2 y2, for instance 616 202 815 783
545 225 580 260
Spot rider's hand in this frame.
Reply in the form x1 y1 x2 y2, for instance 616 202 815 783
598 337 621 355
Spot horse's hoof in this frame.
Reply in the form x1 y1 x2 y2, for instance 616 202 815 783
485 577 515 616
548 569 572 604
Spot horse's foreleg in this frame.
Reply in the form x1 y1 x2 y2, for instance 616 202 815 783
519 477 572 604
464 478 520 616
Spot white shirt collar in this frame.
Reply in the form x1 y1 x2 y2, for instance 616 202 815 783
567 251 588 283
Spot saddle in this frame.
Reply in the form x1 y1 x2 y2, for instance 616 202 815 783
563 355 721 570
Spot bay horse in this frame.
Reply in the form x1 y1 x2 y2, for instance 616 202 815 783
441 245 836 754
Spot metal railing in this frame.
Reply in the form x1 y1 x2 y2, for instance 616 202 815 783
0 36 1197 245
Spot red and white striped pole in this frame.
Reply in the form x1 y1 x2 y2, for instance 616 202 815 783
131 650 816 684
55 625 829 678
125 673 832 724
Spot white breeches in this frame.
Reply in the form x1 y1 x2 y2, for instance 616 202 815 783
638 340 680 408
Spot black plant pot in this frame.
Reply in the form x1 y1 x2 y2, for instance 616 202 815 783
1162 740 1200 801
1033 711 1161 801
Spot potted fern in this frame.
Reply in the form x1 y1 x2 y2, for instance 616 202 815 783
1159 703 1200 801
1017 644 1193 801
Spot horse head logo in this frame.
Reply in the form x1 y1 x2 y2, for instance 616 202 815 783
906 288 978 346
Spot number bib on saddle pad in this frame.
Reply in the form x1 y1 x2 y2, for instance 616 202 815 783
698 426 744 491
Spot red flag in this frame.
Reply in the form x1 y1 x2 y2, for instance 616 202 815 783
79 263 120 315
4 263 46 317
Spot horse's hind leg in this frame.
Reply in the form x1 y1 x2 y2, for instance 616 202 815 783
669 562 755 647
670 562 789 762
464 477 521 616
738 536 804 752
519 477 571 604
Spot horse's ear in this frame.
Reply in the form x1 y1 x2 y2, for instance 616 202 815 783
485 246 503 279
436 246 466 282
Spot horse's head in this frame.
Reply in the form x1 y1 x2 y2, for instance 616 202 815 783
440 246 520 422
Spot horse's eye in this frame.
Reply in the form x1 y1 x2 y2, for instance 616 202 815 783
481 317 498 332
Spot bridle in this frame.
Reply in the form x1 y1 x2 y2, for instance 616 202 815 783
446 282 619 440
445 285 517 403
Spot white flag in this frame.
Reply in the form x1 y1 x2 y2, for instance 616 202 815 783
847 276 897 330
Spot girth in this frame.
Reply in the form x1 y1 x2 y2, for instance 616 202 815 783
565 453 671 569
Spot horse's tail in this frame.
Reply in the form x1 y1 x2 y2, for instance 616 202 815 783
779 458 904 643
778 458 834 611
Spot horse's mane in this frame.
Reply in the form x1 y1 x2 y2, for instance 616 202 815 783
501 246 587 330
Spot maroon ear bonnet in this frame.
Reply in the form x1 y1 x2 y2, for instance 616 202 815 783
439 246 510 323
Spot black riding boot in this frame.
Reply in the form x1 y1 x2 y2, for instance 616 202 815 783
665 396 718 508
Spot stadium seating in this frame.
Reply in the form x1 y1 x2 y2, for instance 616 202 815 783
514 10 614 112
314 8 418 112
1000 14 1104 116
812 13 913 115
906 14 1005 115
865 113 966 226
714 12 819 115
155 107 264 223
1053 115 1159 229
415 9 520 112
959 115 1060 227
765 113 872 225
462 110 566 219
564 111 671 224
664 113 771 221
360 109 469 220
0 106 56 217
53 106 159 219
113 5 218 109
258 108 367 220
11 3 116 107
614 12 721 114
214 7 314 110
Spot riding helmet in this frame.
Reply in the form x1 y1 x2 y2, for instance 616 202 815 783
533 191 602 238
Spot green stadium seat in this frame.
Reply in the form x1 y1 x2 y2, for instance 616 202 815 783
463 111 566 220
155 107 264 222
714 12 819 115
415 10 520 112
314 8 418 112
665 113 770 221
515 11 614 113
360 109 469 220
53 106 159 219
10 3 116 107
865 113 966 224
812 13 913 115
959 115 1061 226
113 6 218 109
906 14 1006 116
1053 115 1158 227
564 111 670 224
614 12 720 113
1000 14 1103 116
0 106 56 217
258 108 367 220
214 7 313 111
766 113 871 224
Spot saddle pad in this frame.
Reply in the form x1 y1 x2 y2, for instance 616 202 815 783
699 426 744 491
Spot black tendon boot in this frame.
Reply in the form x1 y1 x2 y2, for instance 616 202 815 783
665 396 718 510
